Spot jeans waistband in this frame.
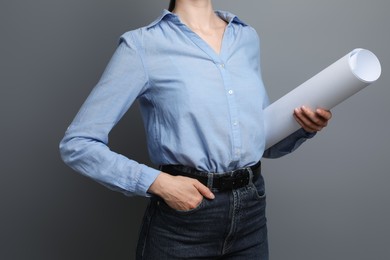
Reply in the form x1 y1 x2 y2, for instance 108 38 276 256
160 161 261 191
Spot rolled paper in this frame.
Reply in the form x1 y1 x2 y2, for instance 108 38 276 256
264 48 381 149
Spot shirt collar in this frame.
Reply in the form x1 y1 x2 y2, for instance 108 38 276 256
146 9 248 29
215 10 247 26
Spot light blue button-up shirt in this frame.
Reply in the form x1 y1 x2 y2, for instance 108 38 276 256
59 10 313 197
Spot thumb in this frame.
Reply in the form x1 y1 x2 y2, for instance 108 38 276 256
193 181 215 200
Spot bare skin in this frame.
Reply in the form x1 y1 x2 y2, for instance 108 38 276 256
148 173 215 211
294 106 332 133
148 0 332 211
173 0 227 54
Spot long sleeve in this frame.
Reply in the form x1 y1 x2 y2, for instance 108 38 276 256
262 128 316 158
59 35 160 197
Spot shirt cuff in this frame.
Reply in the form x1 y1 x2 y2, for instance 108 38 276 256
136 164 161 197
299 128 317 139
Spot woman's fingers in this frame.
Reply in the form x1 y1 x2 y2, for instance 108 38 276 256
294 106 332 133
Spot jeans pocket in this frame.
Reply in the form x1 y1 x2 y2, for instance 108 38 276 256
251 173 266 200
157 197 205 215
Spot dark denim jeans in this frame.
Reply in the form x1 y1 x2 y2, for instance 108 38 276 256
136 171 268 259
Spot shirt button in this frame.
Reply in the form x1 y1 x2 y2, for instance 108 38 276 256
220 63 225 68
233 121 238 126
228 90 234 95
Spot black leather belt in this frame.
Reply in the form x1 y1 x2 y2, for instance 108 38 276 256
160 161 261 191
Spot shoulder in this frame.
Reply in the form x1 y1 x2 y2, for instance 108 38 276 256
119 10 173 49
119 29 141 47
217 10 260 41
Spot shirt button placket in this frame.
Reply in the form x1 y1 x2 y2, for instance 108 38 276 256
217 60 242 162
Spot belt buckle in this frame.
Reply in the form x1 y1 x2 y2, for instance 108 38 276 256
220 169 250 190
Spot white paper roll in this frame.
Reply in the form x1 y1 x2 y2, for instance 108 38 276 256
264 48 381 149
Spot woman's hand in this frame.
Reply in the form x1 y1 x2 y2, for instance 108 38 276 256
148 172 215 211
293 106 332 133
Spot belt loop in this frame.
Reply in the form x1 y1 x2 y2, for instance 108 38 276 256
247 167 254 184
207 172 214 189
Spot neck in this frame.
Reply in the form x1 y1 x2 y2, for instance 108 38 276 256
173 0 218 29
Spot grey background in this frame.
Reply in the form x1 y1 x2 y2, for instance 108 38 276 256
1 0 388 259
